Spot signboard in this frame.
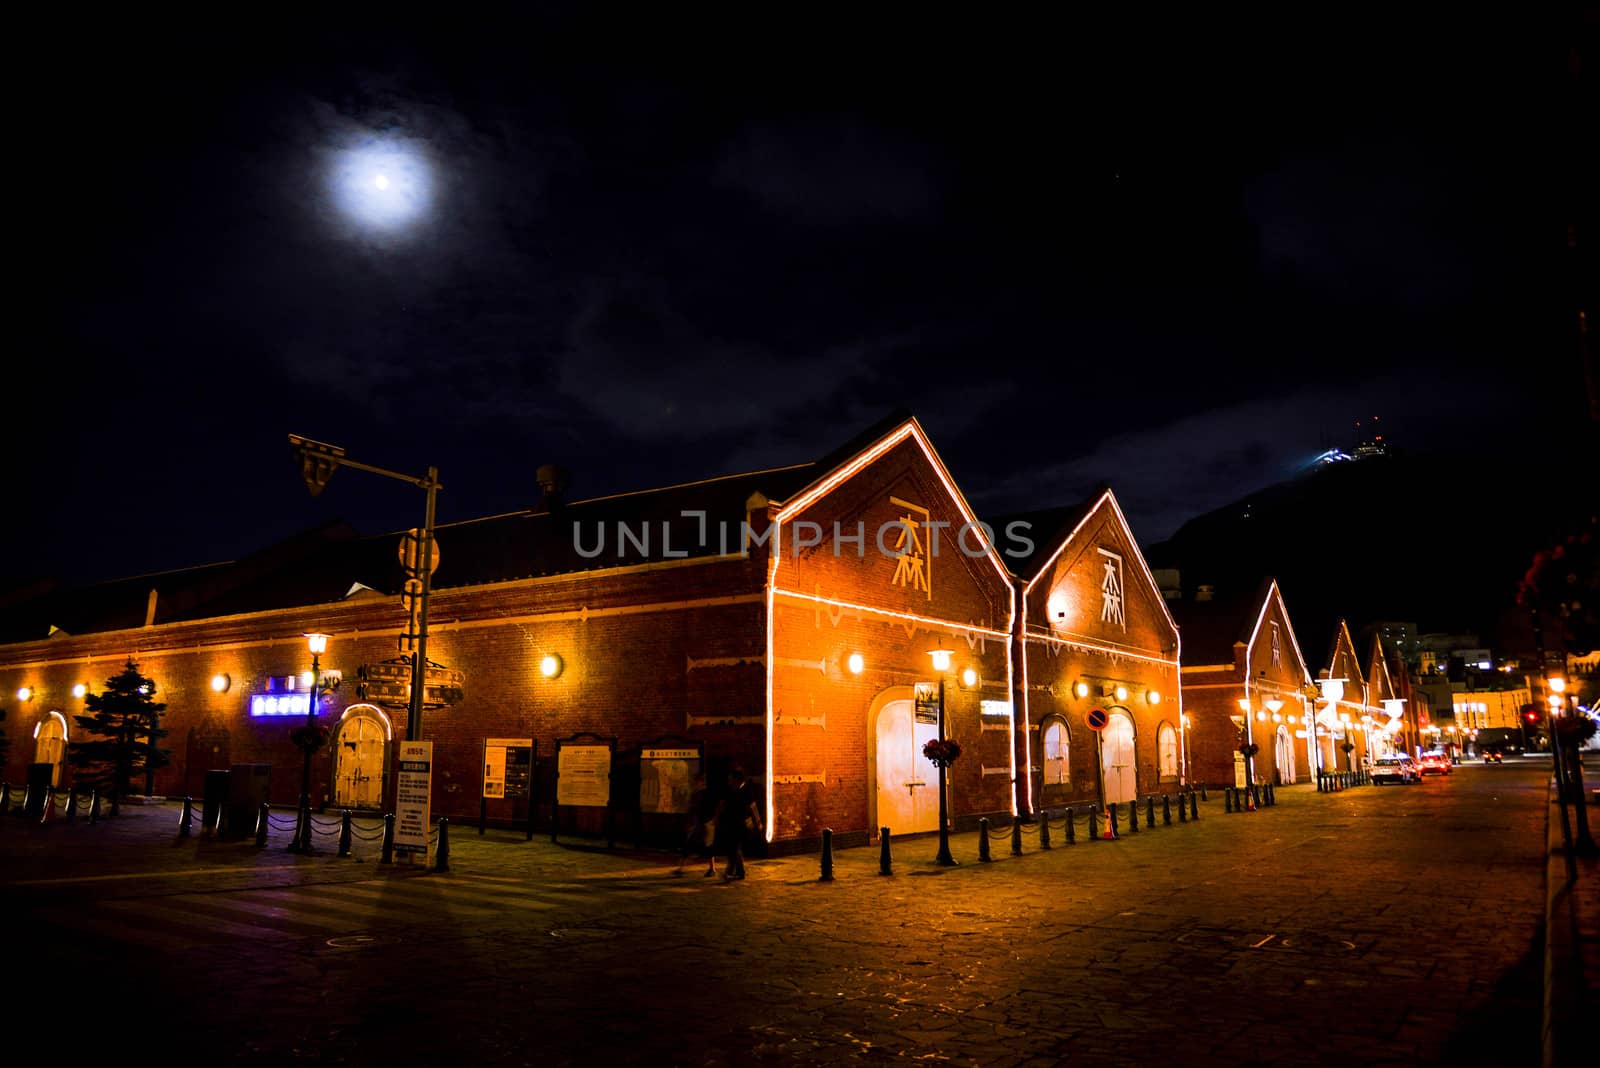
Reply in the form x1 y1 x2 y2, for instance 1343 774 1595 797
249 693 316 718
1233 751 1248 789
395 741 433 858
1086 707 1110 732
557 745 612 808
483 737 534 800
639 745 701 815
914 681 940 723
358 660 465 708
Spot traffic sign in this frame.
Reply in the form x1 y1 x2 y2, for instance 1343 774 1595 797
398 529 440 576
1086 707 1109 731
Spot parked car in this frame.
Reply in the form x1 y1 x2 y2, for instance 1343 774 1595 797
1483 748 1504 764
1371 755 1419 784
1418 751 1453 776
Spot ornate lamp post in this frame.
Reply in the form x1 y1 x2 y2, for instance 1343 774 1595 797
926 647 959 867
290 632 330 853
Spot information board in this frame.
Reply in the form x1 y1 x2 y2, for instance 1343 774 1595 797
639 746 700 814
556 744 612 808
483 737 534 799
395 741 433 857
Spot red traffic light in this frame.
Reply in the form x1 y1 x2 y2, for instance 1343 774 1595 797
1525 710 1539 723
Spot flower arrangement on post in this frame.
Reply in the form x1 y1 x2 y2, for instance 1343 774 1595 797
923 737 963 768
1238 741 1259 759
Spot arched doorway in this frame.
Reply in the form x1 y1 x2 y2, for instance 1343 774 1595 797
872 696 940 835
1275 725 1296 784
333 705 390 810
34 711 67 786
1100 710 1137 804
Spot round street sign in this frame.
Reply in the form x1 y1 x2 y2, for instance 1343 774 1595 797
1086 707 1109 732
398 528 440 575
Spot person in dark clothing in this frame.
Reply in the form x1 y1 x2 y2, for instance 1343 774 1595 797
676 771 718 877
714 766 761 880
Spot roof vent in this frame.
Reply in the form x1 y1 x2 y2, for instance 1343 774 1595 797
535 464 572 511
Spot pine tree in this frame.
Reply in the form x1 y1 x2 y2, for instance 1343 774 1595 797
69 659 169 800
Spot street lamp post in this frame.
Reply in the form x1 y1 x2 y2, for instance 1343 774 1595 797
929 647 957 867
288 435 439 744
292 632 329 854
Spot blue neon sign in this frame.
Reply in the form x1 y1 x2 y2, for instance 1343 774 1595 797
250 694 317 718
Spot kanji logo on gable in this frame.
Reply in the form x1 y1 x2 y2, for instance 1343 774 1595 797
1098 548 1125 629
888 496 932 600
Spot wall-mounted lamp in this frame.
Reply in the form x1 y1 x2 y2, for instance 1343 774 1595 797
847 652 865 675
540 653 564 679
928 648 954 673
1146 689 1161 705
1256 711 1266 721
72 684 87 699
1114 685 1129 703
1237 698 1251 713
1074 680 1090 699
1264 698 1284 713
16 686 32 702
211 673 231 694
960 667 979 689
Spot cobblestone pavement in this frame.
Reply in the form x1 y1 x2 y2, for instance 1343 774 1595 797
3 761 1554 1066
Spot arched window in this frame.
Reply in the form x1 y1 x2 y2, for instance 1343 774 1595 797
1042 719 1069 785
1158 721 1179 779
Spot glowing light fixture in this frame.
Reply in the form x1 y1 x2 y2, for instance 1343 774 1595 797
305 632 329 655
1237 698 1251 713
961 667 979 688
211 673 231 694
1264 698 1284 713
928 648 954 673
300 671 315 688
1256 711 1266 721
1272 713 1283 723
847 652 865 675
540 654 564 679
72 683 87 699
1074 680 1090 699
16 686 32 702
1114 685 1129 702
1146 689 1161 705
1548 676 1567 694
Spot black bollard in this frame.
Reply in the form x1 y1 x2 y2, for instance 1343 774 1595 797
339 810 353 857
820 827 835 880
1190 791 1200 821
1064 808 1076 844
1106 804 1119 839
179 796 193 838
40 790 53 825
89 790 99 824
1128 800 1139 833
1179 792 1189 822
879 827 893 876
66 788 78 825
1010 819 1023 856
1200 784 1208 802
433 818 450 873
380 813 396 864
0 782 9 814
1163 794 1173 825
1089 808 1100 840
1225 787 1234 813
978 818 992 862
1147 795 1157 828
1039 811 1052 850
254 803 268 847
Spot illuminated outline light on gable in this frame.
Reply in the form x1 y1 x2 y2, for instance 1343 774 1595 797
767 417 1018 825
32 709 69 741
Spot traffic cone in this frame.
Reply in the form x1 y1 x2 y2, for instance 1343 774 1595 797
1246 784 1257 812
1103 804 1118 840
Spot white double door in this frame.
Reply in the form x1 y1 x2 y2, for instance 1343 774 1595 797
875 700 941 834
1100 712 1137 804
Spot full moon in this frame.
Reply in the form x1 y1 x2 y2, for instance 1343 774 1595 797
329 138 431 233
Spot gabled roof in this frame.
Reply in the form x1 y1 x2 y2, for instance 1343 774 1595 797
1322 619 1366 683
1 419 925 643
987 499 1100 579
1170 577 1278 667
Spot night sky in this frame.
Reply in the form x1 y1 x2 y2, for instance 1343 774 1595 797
12 12 1595 606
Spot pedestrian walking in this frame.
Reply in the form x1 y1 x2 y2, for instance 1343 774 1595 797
675 771 718 877
715 766 761 880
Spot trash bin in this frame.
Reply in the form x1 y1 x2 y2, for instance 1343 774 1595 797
201 769 230 834
226 764 271 839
